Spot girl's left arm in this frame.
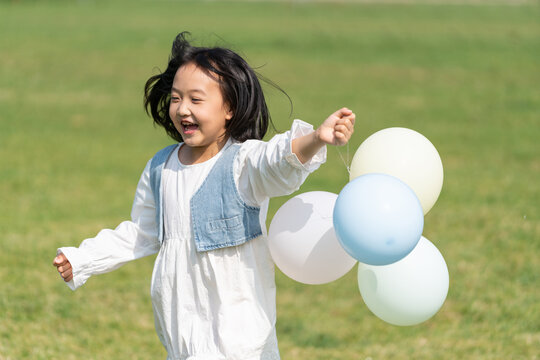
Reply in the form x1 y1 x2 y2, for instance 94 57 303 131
235 108 354 206
292 107 355 164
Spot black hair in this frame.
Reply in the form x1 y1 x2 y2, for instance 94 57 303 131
144 32 286 143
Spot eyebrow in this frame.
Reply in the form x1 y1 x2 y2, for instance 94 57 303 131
171 87 206 95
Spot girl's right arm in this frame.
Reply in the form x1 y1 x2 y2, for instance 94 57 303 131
53 159 160 290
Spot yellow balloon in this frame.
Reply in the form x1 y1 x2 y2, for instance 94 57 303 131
350 128 443 215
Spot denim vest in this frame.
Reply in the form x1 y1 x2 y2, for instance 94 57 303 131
149 143 262 251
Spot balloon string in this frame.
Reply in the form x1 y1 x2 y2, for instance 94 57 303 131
336 143 351 175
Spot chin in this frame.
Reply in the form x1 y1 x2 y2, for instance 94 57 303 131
183 139 207 149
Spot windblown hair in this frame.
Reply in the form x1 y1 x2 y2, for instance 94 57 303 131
144 32 284 143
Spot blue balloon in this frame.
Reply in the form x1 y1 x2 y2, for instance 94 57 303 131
333 173 424 265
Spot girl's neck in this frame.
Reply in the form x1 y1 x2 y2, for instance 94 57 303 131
178 135 230 165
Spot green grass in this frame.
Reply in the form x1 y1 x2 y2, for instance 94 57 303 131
1 0 539 359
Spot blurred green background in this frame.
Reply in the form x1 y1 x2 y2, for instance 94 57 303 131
0 0 538 359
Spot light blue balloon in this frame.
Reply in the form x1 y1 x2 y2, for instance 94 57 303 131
333 173 424 265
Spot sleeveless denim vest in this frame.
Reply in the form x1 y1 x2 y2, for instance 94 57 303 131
149 143 262 251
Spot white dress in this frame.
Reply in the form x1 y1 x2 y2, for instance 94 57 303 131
58 120 326 360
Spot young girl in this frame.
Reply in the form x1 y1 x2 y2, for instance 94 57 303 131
53 32 355 360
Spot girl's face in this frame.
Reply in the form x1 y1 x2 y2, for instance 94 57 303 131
169 62 232 159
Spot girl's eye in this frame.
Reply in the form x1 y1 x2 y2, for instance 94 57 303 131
191 98 202 103
171 96 181 102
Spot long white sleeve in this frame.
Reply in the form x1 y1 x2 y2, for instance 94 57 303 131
58 159 160 290
235 119 327 206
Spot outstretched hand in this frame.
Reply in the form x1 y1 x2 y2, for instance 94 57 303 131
53 253 73 282
316 107 355 146
291 107 356 164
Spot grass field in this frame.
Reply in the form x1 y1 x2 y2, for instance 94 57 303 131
1 0 539 359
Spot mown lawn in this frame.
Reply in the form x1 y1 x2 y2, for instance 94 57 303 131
0 1 538 359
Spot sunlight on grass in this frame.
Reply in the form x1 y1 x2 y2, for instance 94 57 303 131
1 1 538 359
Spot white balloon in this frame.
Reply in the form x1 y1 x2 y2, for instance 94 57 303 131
357 236 449 326
350 127 443 214
268 191 357 285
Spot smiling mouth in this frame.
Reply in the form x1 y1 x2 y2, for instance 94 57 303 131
181 121 199 134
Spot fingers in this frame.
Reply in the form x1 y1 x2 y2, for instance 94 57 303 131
61 267 73 282
333 113 355 145
53 253 73 282
58 264 73 282
318 107 356 146
53 253 68 266
56 262 72 273
332 107 353 119
336 116 355 131
347 111 356 125
333 131 348 146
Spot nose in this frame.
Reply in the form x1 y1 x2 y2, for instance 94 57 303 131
177 100 190 117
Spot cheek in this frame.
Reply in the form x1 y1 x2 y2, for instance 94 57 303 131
169 104 182 131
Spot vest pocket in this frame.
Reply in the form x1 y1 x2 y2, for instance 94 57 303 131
206 215 242 233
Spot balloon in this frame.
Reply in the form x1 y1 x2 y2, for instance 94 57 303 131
350 127 443 215
268 191 357 285
357 236 449 326
333 173 423 266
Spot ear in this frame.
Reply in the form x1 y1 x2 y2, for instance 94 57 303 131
225 108 233 121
